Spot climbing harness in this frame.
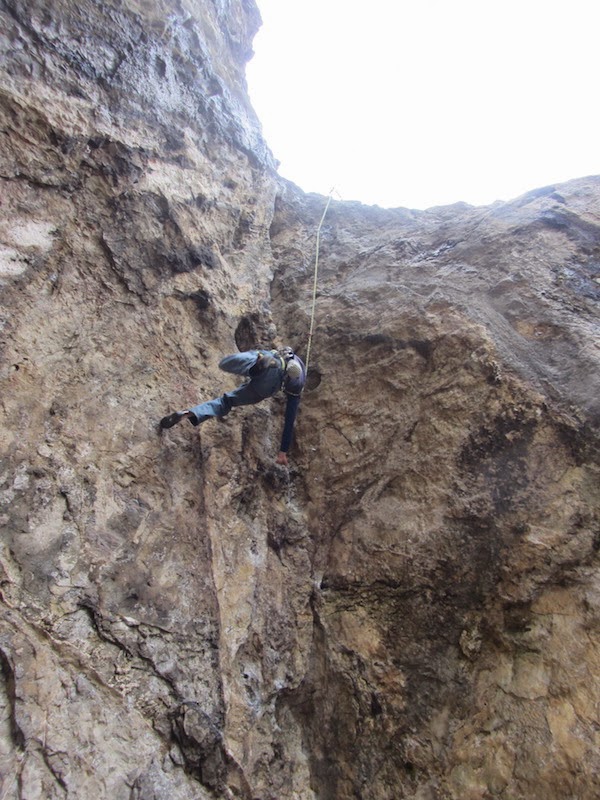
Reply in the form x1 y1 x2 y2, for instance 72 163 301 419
305 188 337 374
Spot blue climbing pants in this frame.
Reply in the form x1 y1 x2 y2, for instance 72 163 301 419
188 383 265 425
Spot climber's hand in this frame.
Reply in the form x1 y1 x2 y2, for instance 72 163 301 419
254 353 279 373
276 451 288 466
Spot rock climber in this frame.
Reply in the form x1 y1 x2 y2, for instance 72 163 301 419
160 347 306 466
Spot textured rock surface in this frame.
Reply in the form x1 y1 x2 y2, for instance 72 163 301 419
270 185 600 799
0 1 599 799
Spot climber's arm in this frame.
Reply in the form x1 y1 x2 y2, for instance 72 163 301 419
277 393 301 465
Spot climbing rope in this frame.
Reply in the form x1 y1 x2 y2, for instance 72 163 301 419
305 188 336 374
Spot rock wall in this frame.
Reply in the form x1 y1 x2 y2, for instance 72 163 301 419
0 2 599 799
270 185 600 799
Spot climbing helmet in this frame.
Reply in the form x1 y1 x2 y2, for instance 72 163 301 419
278 346 294 361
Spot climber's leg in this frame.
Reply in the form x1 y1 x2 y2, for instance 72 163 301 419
187 384 262 426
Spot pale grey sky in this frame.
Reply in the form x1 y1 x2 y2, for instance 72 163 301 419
247 0 600 209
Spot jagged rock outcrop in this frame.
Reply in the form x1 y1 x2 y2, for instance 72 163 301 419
0 2 598 799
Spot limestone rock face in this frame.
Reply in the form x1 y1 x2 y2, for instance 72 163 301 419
270 184 600 799
0 2 598 799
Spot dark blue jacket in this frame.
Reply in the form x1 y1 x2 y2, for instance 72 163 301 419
219 350 306 453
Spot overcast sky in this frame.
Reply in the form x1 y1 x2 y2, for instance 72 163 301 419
246 0 600 210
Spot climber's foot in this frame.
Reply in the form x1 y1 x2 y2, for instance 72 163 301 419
160 410 190 429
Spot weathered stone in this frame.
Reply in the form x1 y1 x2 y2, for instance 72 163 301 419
0 1 598 799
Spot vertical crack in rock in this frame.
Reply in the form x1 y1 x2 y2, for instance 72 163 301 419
0 645 26 752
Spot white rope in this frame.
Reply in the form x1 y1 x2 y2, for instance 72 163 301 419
305 188 336 373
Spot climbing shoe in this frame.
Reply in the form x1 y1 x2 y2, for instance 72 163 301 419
160 410 199 429
160 411 186 429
